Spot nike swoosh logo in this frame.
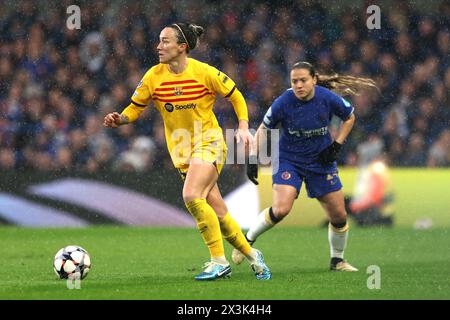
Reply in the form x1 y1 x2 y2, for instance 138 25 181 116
217 267 230 276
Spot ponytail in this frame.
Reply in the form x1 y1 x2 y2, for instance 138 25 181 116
317 74 379 96
291 61 379 96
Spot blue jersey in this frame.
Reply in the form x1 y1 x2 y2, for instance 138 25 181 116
263 85 354 172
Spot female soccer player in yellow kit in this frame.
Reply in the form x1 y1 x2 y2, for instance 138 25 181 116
103 23 271 280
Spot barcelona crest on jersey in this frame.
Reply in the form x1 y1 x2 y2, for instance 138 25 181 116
174 86 183 96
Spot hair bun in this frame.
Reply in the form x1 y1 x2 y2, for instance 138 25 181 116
189 24 204 38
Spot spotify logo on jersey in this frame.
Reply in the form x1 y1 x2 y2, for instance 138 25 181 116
164 103 174 112
165 103 196 112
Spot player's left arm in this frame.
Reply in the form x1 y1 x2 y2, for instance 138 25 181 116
329 93 356 144
206 66 252 146
335 113 355 144
319 95 356 163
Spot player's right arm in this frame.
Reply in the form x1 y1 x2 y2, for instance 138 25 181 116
246 122 266 185
252 95 284 156
103 70 153 128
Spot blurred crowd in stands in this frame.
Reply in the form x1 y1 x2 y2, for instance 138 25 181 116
0 0 449 173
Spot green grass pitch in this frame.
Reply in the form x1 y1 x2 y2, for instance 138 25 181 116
0 226 449 300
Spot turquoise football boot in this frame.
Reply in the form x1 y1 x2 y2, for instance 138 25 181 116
194 261 232 281
250 249 272 280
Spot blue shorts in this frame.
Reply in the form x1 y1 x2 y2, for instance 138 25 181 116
272 160 342 198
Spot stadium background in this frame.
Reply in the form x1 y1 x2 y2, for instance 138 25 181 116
1 0 449 227
0 0 449 301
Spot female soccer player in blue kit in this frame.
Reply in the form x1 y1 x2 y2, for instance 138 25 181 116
232 61 378 271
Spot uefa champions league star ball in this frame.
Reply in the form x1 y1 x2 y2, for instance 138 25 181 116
53 245 91 280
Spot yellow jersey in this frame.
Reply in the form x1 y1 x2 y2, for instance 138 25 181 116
126 58 247 168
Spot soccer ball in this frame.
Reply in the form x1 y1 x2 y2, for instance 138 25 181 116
53 245 91 280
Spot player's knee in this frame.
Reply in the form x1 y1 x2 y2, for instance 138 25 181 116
272 205 291 220
212 203 228 221
182 189 202 204
206 196 228 220
329 210 347 225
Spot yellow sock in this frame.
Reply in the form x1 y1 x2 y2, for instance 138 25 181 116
219 212 252 257
185 198 225 259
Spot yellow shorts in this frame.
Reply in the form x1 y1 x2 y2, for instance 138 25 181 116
176 140 227 181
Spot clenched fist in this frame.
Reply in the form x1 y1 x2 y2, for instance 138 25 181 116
103 112 122 128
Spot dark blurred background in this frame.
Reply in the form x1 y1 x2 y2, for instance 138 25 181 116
0 0 449 175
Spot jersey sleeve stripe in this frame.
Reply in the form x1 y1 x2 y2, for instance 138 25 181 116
262 120 271 129
341 107 355 120
225 86 236 98
130 99 147 107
